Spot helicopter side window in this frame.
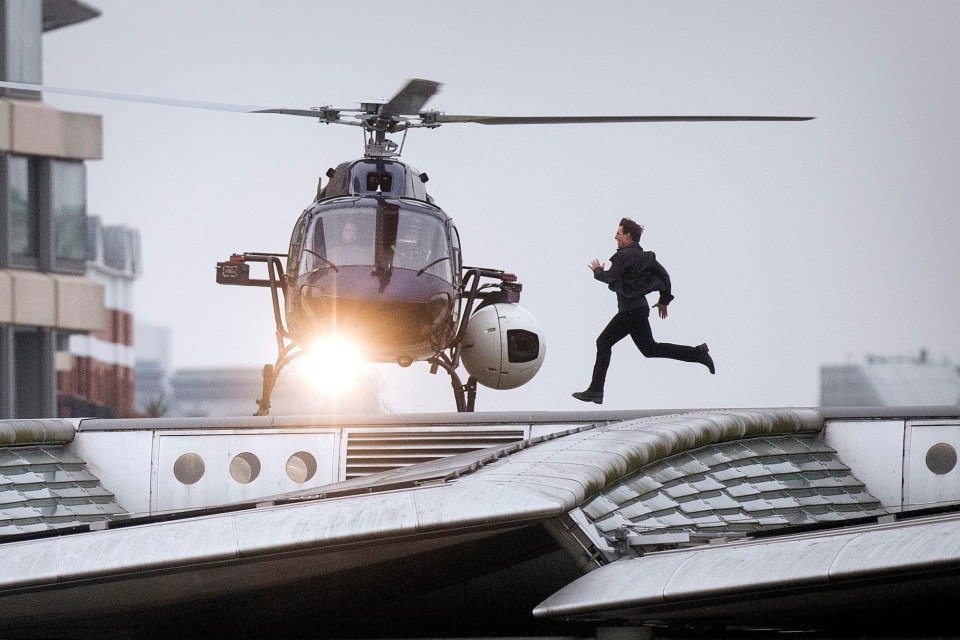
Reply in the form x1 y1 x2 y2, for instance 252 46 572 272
422 224 453 281
450 224 462 285
300 219 328 272
402 169 428 201
287 215 308 278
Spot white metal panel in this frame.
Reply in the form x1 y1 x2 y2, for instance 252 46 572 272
904 420 960 508
55 517 239 577
823 420 905 508
66 430 154 516
0 540 61 588
234 490 420 556
153 431 339 512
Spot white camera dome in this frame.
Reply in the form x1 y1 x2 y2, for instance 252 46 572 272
460 303 545 390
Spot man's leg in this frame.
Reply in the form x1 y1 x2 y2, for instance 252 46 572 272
574 314 629 403
626 308 715 373
587 313 630 392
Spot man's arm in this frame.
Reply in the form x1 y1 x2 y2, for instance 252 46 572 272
592 253 627 284
650 258 675 308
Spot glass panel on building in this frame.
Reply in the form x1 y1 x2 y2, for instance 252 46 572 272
51 159 87 268
7 154 38 261
2 0 42 84
14 328 46 418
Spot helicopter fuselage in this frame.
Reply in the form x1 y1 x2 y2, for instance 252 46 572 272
215 154 545 414
284 159 461 365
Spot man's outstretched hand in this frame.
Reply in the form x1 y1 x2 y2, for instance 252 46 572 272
653 302 668 319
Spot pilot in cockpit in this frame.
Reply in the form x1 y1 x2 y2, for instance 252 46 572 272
328 219 371 265
341 221 359 245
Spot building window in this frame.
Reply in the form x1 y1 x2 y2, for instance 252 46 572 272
6 154 39 266
2 0 42 85
51 159 87 272
12 327 54 418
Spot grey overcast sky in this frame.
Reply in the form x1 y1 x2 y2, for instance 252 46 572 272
40 1 960 412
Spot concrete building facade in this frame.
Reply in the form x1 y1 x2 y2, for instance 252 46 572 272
0 0 105 418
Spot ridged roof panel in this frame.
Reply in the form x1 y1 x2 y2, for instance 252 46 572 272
0 446 125 537
580 434 886 556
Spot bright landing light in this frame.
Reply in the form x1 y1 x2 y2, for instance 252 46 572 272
303 336 364 393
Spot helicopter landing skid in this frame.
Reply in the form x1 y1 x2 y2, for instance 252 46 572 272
225 252 484 415
428 355 478 412
255 364 276 417
254 350 478 416
254 345 305 417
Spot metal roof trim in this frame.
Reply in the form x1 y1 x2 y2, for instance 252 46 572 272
533 510 960 622
0 419 76 446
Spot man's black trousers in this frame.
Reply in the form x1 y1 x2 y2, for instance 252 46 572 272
588 306 702 392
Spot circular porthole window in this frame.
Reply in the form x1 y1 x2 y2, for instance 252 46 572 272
173 453 205 485
286 451 318 484
925 443 957 476
230 452 261 484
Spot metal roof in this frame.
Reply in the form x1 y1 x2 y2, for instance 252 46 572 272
581 433 885 556
0 445 125 537
3 407 960 636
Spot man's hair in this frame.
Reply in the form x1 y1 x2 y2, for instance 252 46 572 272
619 218 644 241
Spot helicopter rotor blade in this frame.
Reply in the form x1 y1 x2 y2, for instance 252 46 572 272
0 79 813 130
0 79 287 113
378 79 442 118
432 114 814 125
0 79 369 121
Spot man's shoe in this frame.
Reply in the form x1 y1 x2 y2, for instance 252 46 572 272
697 343 715 375
572 390 604 404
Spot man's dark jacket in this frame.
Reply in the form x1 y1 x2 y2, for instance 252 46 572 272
592 242 675 312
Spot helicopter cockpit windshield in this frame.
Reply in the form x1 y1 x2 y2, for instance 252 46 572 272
302 204 453 282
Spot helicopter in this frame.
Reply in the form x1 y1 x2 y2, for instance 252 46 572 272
0 78 812 414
